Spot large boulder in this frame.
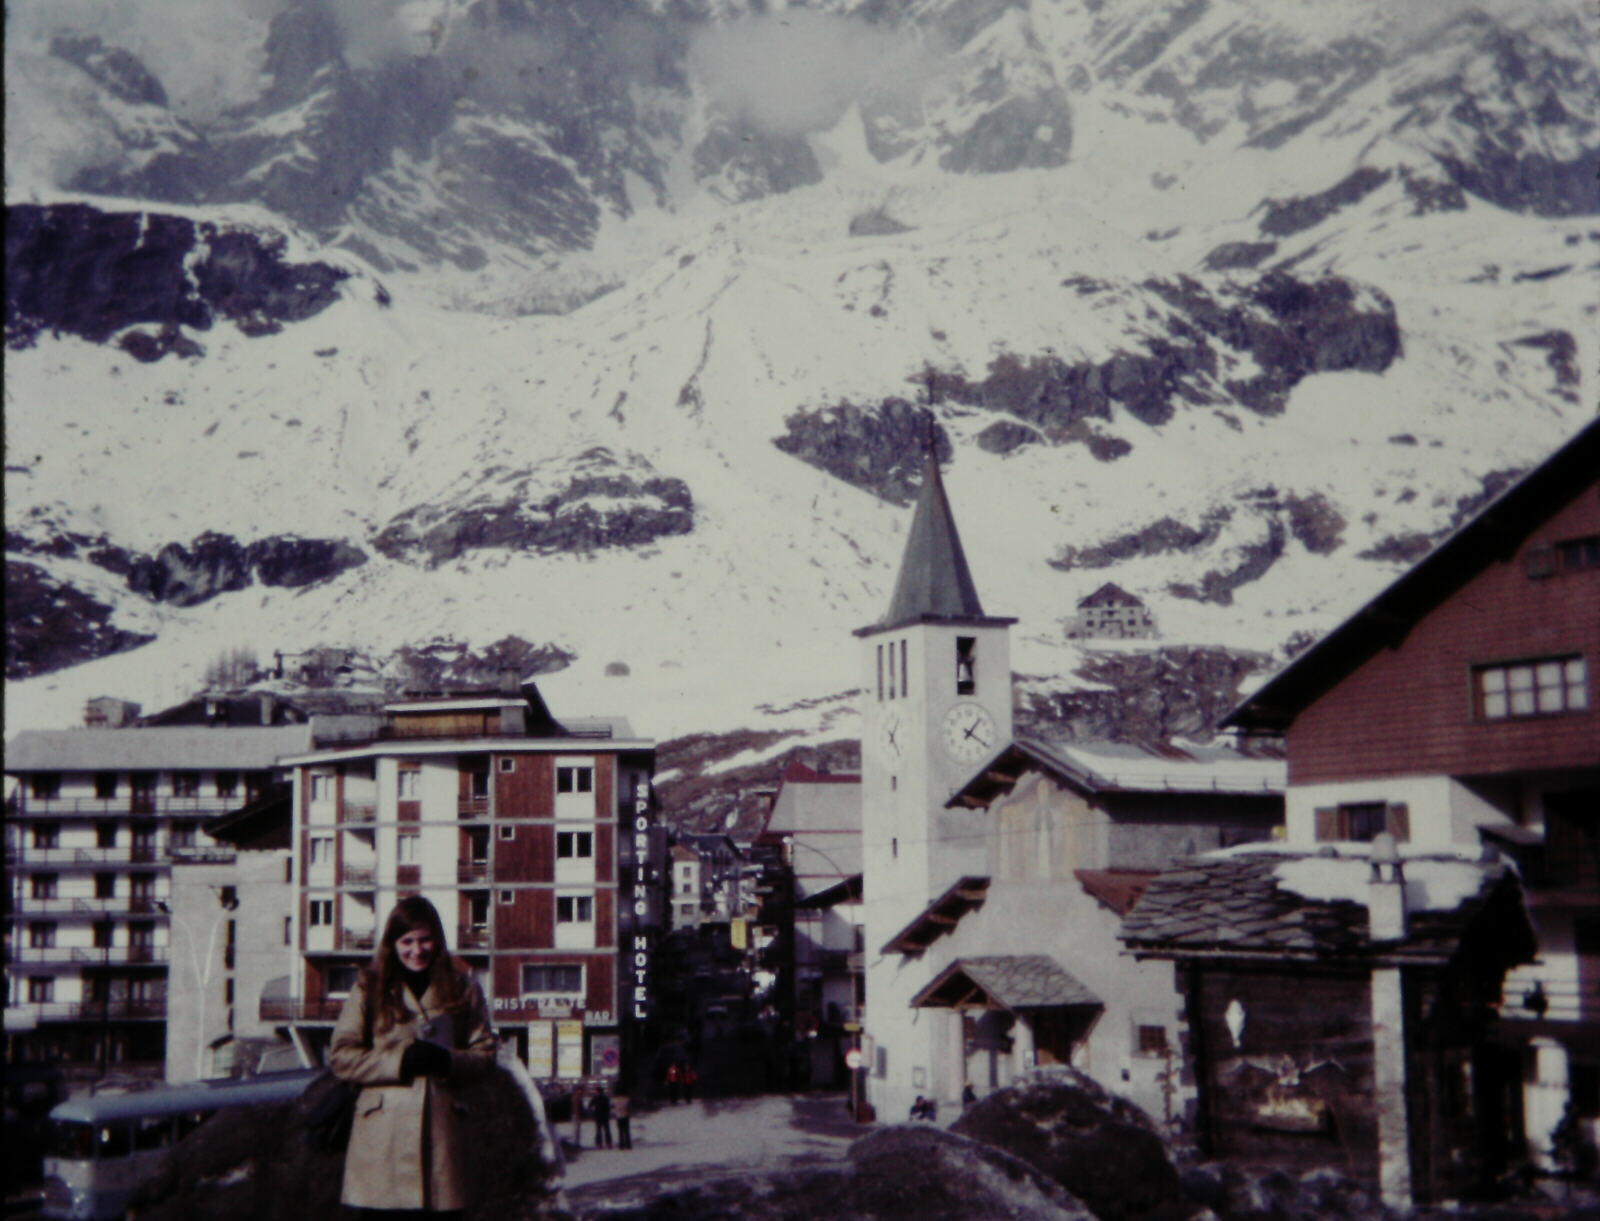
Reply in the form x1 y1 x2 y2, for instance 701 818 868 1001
950 1070 1197 1221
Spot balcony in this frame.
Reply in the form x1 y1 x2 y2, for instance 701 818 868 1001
339 930 375 952
167 845 236 865
341 801 377 824
14 896 165 916
9 795 248 818
259 997 346 1023
8 944 169 965
457 860 490 883
458 797 489 820
458 926 491 949
341 865 376 886
6 999 168 1022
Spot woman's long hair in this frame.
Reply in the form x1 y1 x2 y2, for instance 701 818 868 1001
368 895 467 1027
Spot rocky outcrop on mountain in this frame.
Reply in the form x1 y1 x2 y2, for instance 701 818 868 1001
49 34 167 106
392 636 575 693
1019 647 1276 744
774 401 951 506
4 204 347 349
374 452 694 564
6 561 154 679
1052 510 1234 572
1257 168 1391 238
124 534 367 606
1168 518 1286 606
656 728 861 839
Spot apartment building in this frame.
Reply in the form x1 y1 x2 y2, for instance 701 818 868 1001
4 722 310 1079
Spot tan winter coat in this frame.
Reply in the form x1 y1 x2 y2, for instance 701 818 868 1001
329 968 497 1212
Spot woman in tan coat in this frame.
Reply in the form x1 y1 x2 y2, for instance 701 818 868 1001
330 896 496 1219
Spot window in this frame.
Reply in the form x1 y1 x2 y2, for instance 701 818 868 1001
31 874 58 900
397 834 420 864
556 895 594 924
469 829 489 863
468 892 490 929
877 644 884 702
29 923 57 949
284 857 293 884
308 899 333 927
28 977 53 1003
498 825 516 841
326 965 360 996
556 766 593 794
283 916 292 946
169 821 196 848
887 643 896 700
466 765 490 799
1476 656 1588 719
94 772 119 798
30 773 60 799
499 889 515 905
214 772 238 798
130 874 155 900
127 921 154 947
556 831 593 860
309 837 333 866
957 636 976 695
310 774 335 801
171 772 200 797
397 770 420 799
95 874 116 899
521 963 582 995
1314 802 1410 843
93 921 114 949
1135 1025 1169 1056
1557 535 1600 573
97 822 118 849
223 978 235 1006
32 825 59 850
499 757 516 773
900 639 908 697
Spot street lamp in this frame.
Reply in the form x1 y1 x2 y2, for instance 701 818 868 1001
158 888 240 1080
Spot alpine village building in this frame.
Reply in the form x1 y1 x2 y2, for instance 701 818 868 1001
1123 417 1600 1207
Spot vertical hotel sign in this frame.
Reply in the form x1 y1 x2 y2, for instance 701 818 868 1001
630 778 653 1021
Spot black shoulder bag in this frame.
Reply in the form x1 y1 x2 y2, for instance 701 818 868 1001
299 985 373 1154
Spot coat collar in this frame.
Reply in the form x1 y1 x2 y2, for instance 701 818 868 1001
400 975 442 1016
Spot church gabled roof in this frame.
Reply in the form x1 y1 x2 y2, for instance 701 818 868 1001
858 451 1015 635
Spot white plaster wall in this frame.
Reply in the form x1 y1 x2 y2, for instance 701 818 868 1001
1286 776 1463 849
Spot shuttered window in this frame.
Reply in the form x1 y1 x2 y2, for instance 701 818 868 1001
1314 802 1410 843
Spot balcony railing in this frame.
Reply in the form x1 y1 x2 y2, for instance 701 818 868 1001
7 944 169 965
10 896 165 916
167 845 236 865
340 930 375 952
458 927 490 949
7 999 169 1022
341 865 376 886
1502 973 1600 1023
457 861 490 882
458 797 489 820
6 845 229 868
9 795 249 818
259 997 346 1023
341 801 377 823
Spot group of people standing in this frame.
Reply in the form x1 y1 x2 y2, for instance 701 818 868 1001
583 1084 632 1149
663 1060 699 1103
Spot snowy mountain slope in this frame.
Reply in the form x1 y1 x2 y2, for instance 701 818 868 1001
4 0 1596 752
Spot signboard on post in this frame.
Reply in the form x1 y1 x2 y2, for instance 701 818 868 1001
528 1021 554 1078
556 1020 584 1079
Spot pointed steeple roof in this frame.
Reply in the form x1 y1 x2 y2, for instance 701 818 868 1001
859 451 1016 635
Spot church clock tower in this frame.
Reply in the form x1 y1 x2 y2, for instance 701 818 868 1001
855 450 1014 1120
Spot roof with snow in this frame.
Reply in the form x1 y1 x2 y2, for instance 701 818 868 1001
858 452 1015 636
1226 417 1600 734
911 955 1101 1012
1121 847 1534 966
1078 582 1145 609
947 736 1285 809
5 725 314 772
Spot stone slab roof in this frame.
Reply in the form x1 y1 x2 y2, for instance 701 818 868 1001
912 954 1101 1011
1120 848 1527 966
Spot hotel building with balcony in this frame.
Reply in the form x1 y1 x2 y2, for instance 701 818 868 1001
275 682 661 1084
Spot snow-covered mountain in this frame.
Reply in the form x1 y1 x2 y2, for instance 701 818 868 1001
5 0 1596 770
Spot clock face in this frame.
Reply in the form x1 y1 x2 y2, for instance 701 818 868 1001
875 710 904 759
941 702 998 763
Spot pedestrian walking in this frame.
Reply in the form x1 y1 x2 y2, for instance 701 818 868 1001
665 1061 681 1104
329 895 497 1219
614 1091 633 1150
592 1086 614 1149
962 1081 977 1109
682 1063 698 1103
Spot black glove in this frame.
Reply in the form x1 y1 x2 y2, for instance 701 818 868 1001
400 1039 452 1081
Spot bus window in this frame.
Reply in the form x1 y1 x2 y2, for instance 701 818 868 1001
46 1120 95 1161
97 1123 131 1159
134 1115 171 1151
